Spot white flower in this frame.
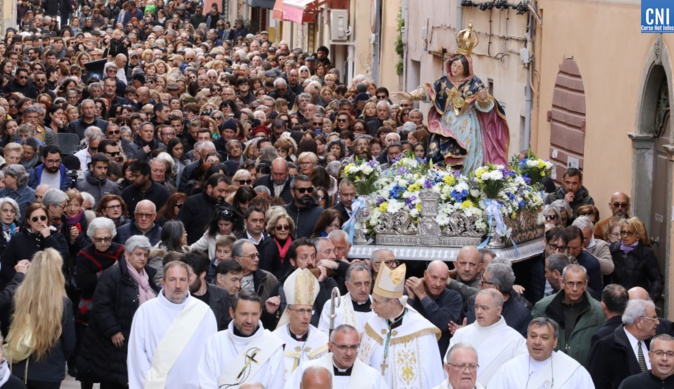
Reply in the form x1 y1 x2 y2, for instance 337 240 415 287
361 165 374 175
410 208 419 218
526 160 539 168
398 179 408 187
387 201 403 214
436 213 449 226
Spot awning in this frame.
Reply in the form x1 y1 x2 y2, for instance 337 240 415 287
272 0 323 24
248 0 276 9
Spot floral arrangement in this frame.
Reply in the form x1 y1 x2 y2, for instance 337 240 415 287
363 155 544 237
509 151 554 190
343 158 381 195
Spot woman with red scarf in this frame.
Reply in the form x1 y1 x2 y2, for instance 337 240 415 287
261 211 296 279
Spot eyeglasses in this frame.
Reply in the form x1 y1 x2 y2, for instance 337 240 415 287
620 230 635 236
376 95 387 99
295 187 314 194
612 202 629 209
446 363 479 372
238 253 260 260
547 243 566 251
238 180 252 185
289 307 313 315
312 121 322 126
212 88 222 92
336 118 347 123
93 236 112 243
544 214 558 221
107 151 121 156
31 215 47 222
331 343 360 352
275 224 290 231
652 350 674 358
136 212 155 219
479 277 495 286
105 204 122 210
641 315 659 322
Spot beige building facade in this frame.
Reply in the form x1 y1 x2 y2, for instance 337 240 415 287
532 0 674 313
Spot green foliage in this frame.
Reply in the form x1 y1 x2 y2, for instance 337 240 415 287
395 7 404 76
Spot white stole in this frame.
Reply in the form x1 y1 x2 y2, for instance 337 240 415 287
308 353 380 389
144 298 210 389
527 352 578 389
217 330 284 388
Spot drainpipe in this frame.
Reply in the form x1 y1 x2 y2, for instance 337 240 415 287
372 0 383 84
523 0 533 151
456 0 463 32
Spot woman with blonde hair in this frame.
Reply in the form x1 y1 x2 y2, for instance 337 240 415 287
4 248 75 387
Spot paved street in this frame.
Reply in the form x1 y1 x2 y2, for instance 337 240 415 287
62 376 99 388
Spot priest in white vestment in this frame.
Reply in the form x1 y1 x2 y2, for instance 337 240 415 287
198 289 285 389
433 343 485 389
128 261 218 389
489 317 595 389
448 289 526 387
285 324 388 389
274 268 329 380
358 263 445 389
318 262 375 335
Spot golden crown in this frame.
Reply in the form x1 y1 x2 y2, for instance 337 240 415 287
456 24 479 57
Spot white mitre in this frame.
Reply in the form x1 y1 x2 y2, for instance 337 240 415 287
276 268 320 329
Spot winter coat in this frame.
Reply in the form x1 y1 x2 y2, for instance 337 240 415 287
178 192 229 245
76 258 159 384
0 186 34 224
28 164 73 192
114 222 161 247
77 171 120 204
11 298 76 383
65 117 109 140
283 200 324 239
609 242 664 302
544 185 595 217
73 243 125 321
0 229 69 288
203 284 232 331
120 182 170 219
532 290 605 368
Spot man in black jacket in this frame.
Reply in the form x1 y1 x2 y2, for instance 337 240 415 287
618 334 674 388
179 174 230 245
2 68 38 98
588 299 660 388
65 99 109 140
283 175 323 238
120 161 169 218
592 284 628 346
181 252 232 331
254 158 292 204
331 180 356 222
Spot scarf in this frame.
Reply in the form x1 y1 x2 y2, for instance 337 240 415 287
621 241 639 254
125 260 155 305
0 358 9 386
66 210 84 229
1 222 15 236
274 236 292 263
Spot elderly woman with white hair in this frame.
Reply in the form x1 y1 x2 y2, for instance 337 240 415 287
77 235 159 388
0 164 35 221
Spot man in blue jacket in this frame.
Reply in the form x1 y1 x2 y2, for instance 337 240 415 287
28 145 72 191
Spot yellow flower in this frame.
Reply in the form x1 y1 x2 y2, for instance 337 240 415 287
475 167 486 179
461 200 474 209
408 183 421 192
379 202 389 212
511 212 517 218
443 175 456 186
416 203 422 211
537 160 546 169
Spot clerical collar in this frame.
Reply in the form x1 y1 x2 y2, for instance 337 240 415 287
333 364 353 376
388 308 406 329
288 326 309 341
352 298 372 312
232 325 255 338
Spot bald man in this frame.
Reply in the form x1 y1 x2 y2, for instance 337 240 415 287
300 366 332 389
254 158 292 203
405 260 463 356
594 192 631 240
629 286 674 338
448 246 482 301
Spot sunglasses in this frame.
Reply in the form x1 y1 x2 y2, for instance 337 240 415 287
108 130 120 134
107 151 120 156
238 180 252 185
377 95 387 99
612 202 629 208
31 215 47 222
295 187 314 194
544 215 557 221
312 122 322 126
275 224 290 231
336 118 347 123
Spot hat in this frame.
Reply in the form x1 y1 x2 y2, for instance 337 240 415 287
352 92 369 104
259 30 269 35
305 56 315 62
129 52 139 58
222 118 238 132
177 5 185 9
166 82 180 91
131 72 146 84
374 263 406 300
276 268 320 329
252 125 269 137
264 69 279 78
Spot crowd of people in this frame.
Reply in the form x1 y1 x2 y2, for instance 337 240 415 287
0 0 672 388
